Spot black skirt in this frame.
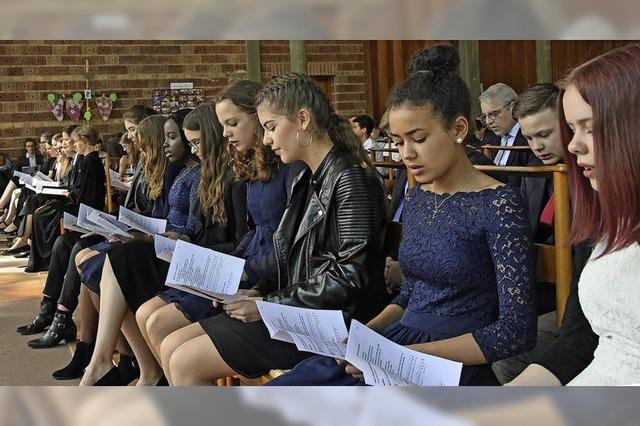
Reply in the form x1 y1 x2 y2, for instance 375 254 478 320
199 313 312 379
106 240 170 312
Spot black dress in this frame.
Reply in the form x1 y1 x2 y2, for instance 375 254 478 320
112 175 247 312
28 152 105 271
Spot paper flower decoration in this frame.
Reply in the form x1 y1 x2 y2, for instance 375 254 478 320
95 93 116 121
65 93 84 122
46 93 65 121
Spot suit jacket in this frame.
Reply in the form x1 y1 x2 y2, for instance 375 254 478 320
484 129 532 187
17 154 44 172
520 157 554 243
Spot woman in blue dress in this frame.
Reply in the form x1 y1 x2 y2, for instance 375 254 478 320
268 45 537 386
136 80 302 380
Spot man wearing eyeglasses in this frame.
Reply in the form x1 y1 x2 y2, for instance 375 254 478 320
479 83 533 187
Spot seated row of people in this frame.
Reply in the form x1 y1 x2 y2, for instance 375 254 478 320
15 42 640 387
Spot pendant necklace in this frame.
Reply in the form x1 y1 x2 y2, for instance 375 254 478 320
432 169 477 219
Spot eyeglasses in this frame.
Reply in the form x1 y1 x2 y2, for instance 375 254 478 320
188 138 201 149
479 101 514 123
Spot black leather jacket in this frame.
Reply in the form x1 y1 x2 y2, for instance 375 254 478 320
254 147 387 322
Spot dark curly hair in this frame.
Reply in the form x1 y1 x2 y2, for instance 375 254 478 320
389 44 470 130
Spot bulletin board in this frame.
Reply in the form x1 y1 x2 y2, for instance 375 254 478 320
151 88 205 114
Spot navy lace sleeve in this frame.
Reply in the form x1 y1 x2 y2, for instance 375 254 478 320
391 275 411 308
471 186 537 362
166 166 200 237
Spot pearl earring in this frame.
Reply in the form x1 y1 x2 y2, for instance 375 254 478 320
456 138 463 144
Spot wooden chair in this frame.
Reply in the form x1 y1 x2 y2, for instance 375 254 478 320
102 155 114 213
481 144 532 160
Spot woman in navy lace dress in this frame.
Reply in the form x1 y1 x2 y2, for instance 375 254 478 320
269 45 536 386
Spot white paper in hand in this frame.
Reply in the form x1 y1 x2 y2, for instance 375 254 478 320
346 320 463 386
77 204 112 238
118 206 167 235
154 234 176 262
256 302 348 359
109 169 130 191
87 210 132 239
63 212 88 234
165 240 246 304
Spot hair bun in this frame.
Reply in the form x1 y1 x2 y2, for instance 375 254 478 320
406 44 460 77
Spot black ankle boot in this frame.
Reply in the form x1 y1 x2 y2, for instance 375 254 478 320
117 353 140 385
52 341 95 380
16 298 55 335
27 311 77 349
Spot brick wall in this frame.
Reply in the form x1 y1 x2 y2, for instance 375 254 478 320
0 40 368 160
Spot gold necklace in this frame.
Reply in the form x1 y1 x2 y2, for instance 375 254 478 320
432 169 477 219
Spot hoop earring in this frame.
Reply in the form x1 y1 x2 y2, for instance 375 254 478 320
296 130 313 148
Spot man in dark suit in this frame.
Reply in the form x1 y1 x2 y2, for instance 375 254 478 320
17 137 44 174
479 83 533 187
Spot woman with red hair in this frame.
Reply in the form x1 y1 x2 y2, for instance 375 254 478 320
516 43 640 386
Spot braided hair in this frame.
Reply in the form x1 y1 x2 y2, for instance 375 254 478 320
255 72 371 166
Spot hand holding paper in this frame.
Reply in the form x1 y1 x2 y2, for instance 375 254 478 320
256 303 463 386
256 302 349 359
119 206 167 235
154 233 177 262
346 320 463 386
223 299 263 322
164 240 246 304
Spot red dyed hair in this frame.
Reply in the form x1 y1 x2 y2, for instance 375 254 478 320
558 43 640 255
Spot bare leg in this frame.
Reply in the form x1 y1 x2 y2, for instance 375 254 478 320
82 251 134 358
168 324 236 386
80 256 128 386
120 308 163 386
78 285 98 342
160 323 206 385
135 297 169 362
146 304 191 364
3 189 21 228
0 180 17 209
75 248 98 271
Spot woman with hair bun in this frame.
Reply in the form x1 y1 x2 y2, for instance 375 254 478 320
269 45 536 386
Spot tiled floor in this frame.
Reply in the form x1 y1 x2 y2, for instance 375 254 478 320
0 237 79 385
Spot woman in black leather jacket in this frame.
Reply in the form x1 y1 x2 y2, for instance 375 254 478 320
166 73 387 385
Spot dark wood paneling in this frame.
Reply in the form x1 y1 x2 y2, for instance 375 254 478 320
364 40 456 121
479 40 537 95
551 41 635 82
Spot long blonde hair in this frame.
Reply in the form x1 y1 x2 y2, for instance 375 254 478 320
183 104 229 223
137 115 168 200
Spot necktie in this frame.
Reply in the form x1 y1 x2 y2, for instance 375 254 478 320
540 193 555 229
494 134 511 166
